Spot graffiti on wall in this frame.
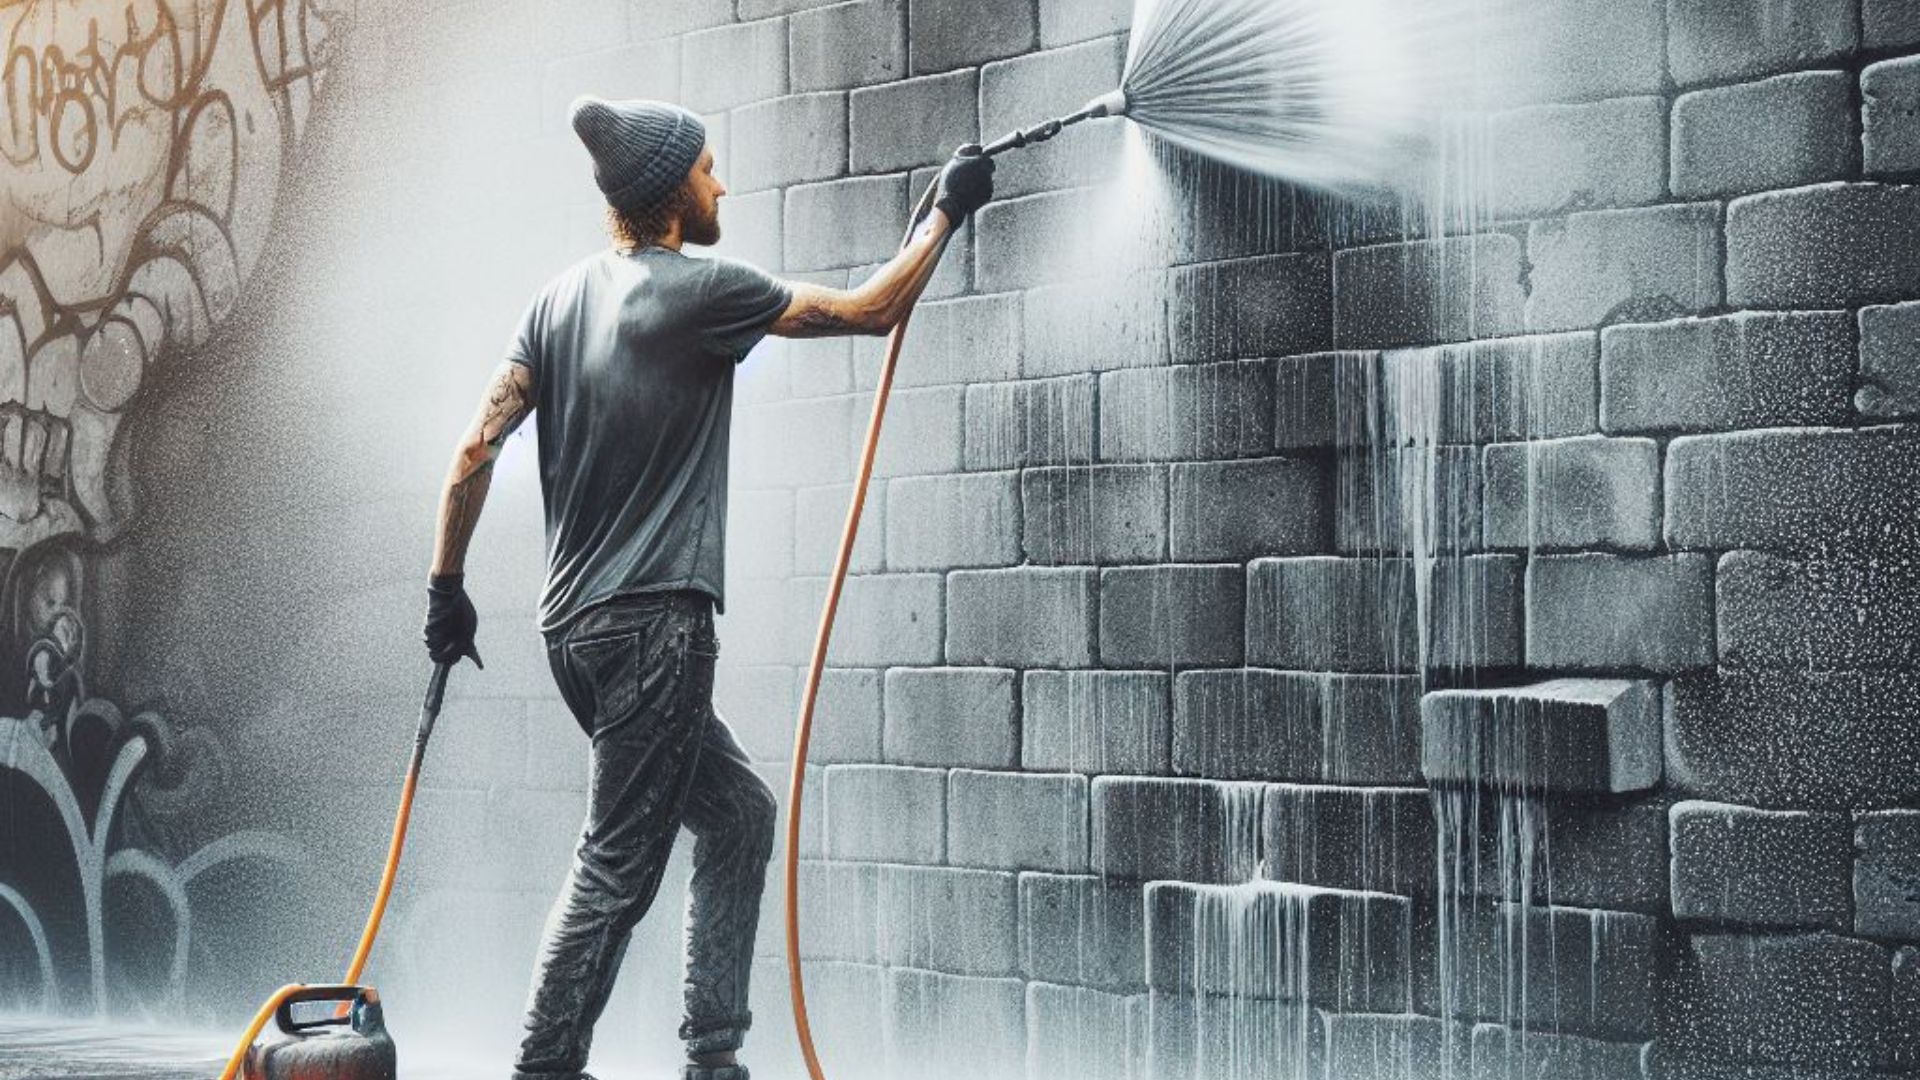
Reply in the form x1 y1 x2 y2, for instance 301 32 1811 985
0 0 338 1014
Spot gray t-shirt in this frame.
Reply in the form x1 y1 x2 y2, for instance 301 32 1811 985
506 246 792 632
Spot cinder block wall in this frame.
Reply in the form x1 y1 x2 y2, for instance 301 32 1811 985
687 0 1920 1077
127 0 1920 1075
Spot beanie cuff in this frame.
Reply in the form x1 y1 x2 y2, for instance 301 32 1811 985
604 110 706 216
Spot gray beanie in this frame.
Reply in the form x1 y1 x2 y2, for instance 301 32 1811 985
569 96 707 215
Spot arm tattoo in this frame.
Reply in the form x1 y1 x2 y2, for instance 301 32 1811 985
433 361 534 575
789 299 863 336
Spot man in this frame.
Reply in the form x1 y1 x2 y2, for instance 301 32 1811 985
420 97 994 1080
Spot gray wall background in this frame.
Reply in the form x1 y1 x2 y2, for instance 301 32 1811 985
27 0 1920 1077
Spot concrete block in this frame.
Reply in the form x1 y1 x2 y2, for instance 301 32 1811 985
1601 311 1856 433
947 567 1098 667
1898 946 1920 1068
1037 0 1131 46
1174 670 1423 785
963 375 1096 470
947 769 1090 873
980 39 1128 198
882 666 1018 768
1477 0 1665 104
1273 351 1353 451
1091 776 1263 883
1168 255 1333 364
1023 273 1169 376
1448 902 1659 1038
741 0 842 15
1384 333 1601 444
1727 183 1920 308
1866 56 1920 176
1334 235 1527 348
1718 550 1920 669
1026 982 1134 1080
717 664 798 760
1867 0 1920 47
1145 991 1326 1080
1484 437 1661 550
1146 881 1412 1011
728 92 848 193
728 486 796 582
1170 458 1329 561
872 384 966 478
1670 800 1852 930
784 174 909 271
1469 1025 1650 1080
1245 556 1417 673
1098 564 1246 669
681 20 788 112
543 43 681 132
1859 300 1920 419
1022 464 1169 565
1666 670 1920 806
824 763 945 862
1325 1013 1470 1080
974 190 1087 292
1856 810 1920 939
1020 872 1147 990
1337 445 1485 557
1667 932 1896 1068
793 482 884 577
883 471 1021 571
1447 795 1672 913
1527 204 1724 332
894 292 1022 388
1485 97 1666 218
713 185 786 272
1425 554 1526 670
736 395 855 488
1422 677 1661 794
883 968 1026 1080
794 863 882 962
849 69 977 174
875 865 1020 975
1668 0 1858 85
1673 71 1854 198
812 667 884 762
1099 359 1276 463
1021 669 1172 775
1263 784 1433 897
1528 553 1717 672
628 0 732 40
824 572 945 666
790 0 907 92
1665 427 1920 554
907 0 1037 74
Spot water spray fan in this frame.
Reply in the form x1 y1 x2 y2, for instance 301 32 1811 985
784 2 1428 1079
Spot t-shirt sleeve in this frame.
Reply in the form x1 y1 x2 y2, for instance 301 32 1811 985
504 292 543 371
702 257 794 362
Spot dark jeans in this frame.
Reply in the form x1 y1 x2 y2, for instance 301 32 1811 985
514 591 776 1078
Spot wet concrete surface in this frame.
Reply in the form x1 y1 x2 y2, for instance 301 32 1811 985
0 1016 503 1080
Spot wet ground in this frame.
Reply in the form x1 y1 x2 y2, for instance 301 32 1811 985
0 1016 503 1080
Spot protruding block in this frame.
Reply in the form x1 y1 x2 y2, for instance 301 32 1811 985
1422 678 1660 793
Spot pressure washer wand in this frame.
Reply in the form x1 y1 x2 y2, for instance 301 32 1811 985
977 88 1130 158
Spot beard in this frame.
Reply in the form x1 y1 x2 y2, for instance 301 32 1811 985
683 202 721 246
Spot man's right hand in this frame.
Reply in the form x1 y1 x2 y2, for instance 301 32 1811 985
934 147 996 225
424 572 484 669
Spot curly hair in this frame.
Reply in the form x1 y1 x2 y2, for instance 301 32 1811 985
606 182 696 252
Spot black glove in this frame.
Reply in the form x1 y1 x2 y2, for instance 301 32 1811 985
934 146 995 224
424 572 483 669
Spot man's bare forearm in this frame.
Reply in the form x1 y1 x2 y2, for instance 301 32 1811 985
773 209 954 337
431 360 535 576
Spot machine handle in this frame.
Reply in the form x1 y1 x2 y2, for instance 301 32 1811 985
274 983 374 1034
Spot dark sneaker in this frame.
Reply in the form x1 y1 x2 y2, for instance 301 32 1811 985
681 1066 748 1080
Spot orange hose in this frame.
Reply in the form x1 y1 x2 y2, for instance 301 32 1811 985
786 182 947 1080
